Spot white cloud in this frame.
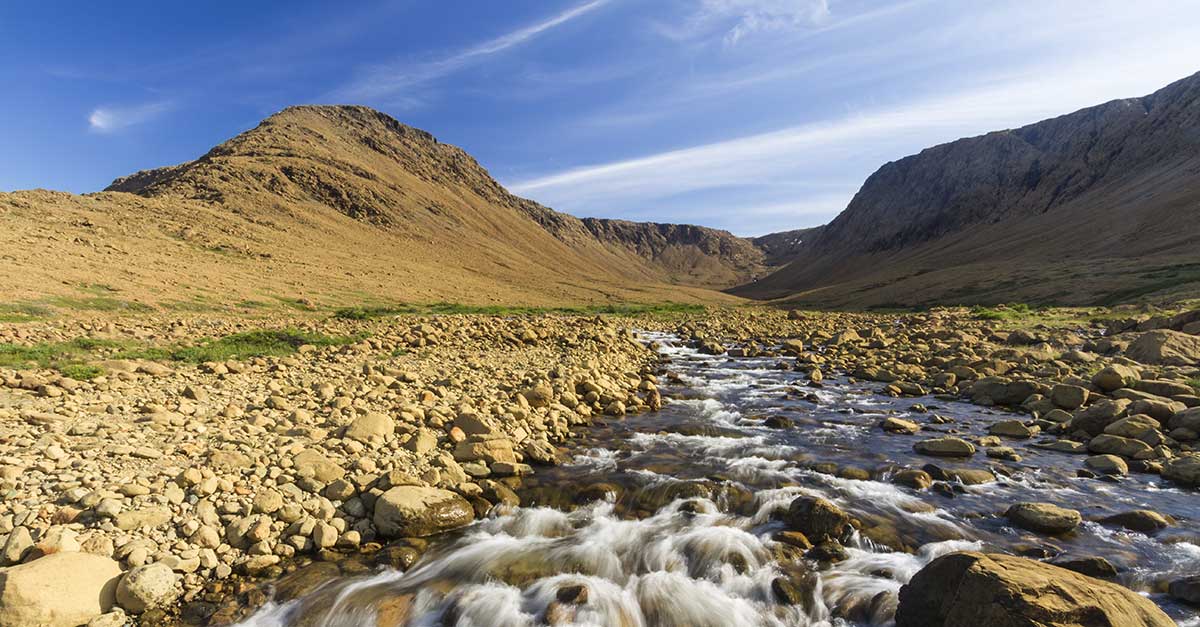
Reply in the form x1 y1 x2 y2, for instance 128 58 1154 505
336 0 610 101
87 101 173 133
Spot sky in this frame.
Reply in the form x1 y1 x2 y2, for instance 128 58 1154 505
2 1 1199 236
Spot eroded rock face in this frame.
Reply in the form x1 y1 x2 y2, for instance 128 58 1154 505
896 552 1175 627
373 486 475 538
0 553 122 627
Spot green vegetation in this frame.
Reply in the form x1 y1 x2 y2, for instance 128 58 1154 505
334 301 705 319
169 329 359 363
0 329 360 379
49 296 154 313
971 303 1033 321
0 302 52 323
1189 378 1200 394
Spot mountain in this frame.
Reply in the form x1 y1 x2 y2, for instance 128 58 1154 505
2 105 767 310
734 71 1200 307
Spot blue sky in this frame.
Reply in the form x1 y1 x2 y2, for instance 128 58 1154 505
2 1 1198 236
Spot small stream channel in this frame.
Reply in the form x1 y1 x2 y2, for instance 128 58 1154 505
234 332 1200 626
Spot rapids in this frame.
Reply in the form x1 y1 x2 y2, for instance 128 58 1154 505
235 332 1200 626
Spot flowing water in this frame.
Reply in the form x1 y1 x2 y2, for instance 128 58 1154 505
236 332 1200 626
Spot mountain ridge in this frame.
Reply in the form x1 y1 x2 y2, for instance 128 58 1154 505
734 70 1200 306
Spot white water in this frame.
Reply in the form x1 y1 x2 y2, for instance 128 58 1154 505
234 332 1200 626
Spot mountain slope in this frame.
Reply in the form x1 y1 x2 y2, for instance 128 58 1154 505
107 105 767 290
1 106 757 310
735 71 1200 307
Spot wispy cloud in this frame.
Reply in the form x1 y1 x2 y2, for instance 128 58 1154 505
336 0 610 102
509 36 1200 230
87 101 173 133
656 0 831 46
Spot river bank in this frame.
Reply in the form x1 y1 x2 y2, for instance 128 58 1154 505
2 304 1200 625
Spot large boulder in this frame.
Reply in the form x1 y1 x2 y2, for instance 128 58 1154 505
1091 364 1139 393
1126 330 1200 366
343 412 395 443
373 486 474 538
1005 502 1081 535
896 552 1174 627
0 553 122 627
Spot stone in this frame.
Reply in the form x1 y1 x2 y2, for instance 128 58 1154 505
293 449 345 482
913 437 975 457
895 552 1173 627
1170 407 1200 432
1169 575 1200 606
404 428 438 454
521 384 554 408
1126 329 1200 366
1133 379 1195 398
879 417 920 434
115 507 172 531
454 438 516 464
1099 510 1171 534
1069 399 1131 436
1005 502 1081 534
1092 364 1139 393
1084 454 1128 475
344 412 394 443
1088 434 1154 459
988 420 1038 438
891 469 932 490
783 496 851 544
115 562 179 613
1102 414 1161 439
373 486 475 538
1 527 33 566
1162 453 1200 487
0 553 122 627
1048 555 1118 579
1050 384 1089 410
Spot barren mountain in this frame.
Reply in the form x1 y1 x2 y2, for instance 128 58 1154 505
2 106 768 312
735 71 1200 307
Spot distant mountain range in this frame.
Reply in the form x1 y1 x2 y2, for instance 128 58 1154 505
3 72 1198 310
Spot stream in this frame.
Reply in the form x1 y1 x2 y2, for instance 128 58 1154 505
234 332 1200 626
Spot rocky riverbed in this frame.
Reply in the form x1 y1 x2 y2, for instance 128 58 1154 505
2 305 1200 625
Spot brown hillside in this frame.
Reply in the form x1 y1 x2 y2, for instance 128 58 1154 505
3 106 748 311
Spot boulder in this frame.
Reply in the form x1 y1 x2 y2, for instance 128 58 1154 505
896 552 1174 627
1005 502 1081 535
0 553 122 627
879 417 920 434
1069 399 1131 437
1091 364 1139 393
1099 510 1171 534
1169 407 1200 432
1087 434 1154 459
343 412 395 443
783 496 852 544
1050 384 1089 410
292 449 346 483
1132 379 1195 399
1084 454 1128 476
115 562 179 613
913 437 975 457
373 486 474 538
988 420 1038 438
1126 330 1200 366
1162 453 1200 487
1169 575 1200 606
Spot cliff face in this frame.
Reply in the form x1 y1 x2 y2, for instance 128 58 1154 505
734 71 1200 306
107 105 772 289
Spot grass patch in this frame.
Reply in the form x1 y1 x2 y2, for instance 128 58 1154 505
333 301 705 319
971 303 1033 321
1189 379 1200 394
0 329 361 378
49 296 154 313
0 302 53 323
169 329 359 363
